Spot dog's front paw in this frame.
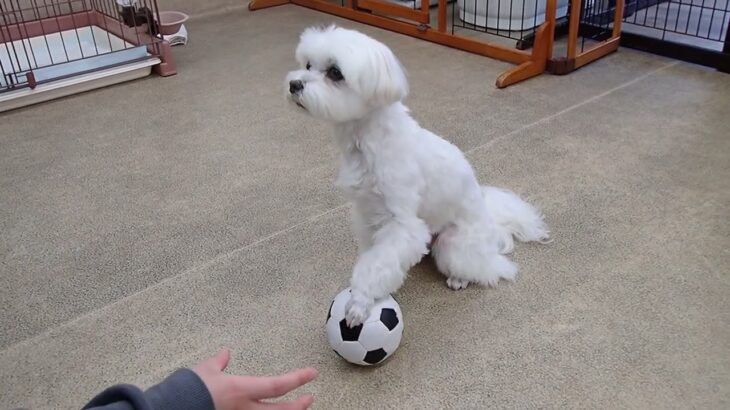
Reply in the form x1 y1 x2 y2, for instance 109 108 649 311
345 291 373 328
447 277 470 290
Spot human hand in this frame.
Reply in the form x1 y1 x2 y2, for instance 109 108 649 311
193 349 318 410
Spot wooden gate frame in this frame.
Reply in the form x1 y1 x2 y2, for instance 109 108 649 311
549 0 625 73
249 0 624 87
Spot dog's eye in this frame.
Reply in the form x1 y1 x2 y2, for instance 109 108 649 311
326 66 344 82
306 62 311 70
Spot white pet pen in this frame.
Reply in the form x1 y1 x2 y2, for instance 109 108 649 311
0 0 178 112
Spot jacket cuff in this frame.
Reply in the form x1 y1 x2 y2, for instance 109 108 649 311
144 368 214 410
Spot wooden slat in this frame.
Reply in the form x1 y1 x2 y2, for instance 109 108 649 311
612 0 625 37
292 0 530 64
566 0 582 60
496 24 549 88
574 37 620 68
357 0 429 24
544 0 558 59
437 0 446 32
248 0 292 10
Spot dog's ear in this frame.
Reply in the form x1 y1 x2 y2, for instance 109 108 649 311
357 43 409 106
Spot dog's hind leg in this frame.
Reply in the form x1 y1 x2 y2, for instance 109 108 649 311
431 220 518 290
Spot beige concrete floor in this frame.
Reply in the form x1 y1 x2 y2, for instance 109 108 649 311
1 3 729 409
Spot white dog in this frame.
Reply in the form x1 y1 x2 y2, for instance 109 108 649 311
285 25 550 327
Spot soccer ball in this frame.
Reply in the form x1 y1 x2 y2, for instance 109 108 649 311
325 288 404 366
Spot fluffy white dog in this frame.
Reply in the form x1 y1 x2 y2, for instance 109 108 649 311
285 25 550 327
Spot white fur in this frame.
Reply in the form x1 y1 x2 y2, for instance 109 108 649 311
285 25 550 327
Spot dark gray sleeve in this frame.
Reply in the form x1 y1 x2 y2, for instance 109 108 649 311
82 368 214 410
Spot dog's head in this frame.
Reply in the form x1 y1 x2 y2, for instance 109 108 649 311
285 25 409 123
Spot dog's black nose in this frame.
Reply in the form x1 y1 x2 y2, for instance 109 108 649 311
289 80 304 94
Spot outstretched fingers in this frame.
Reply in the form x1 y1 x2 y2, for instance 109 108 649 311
238 368 319 400
254 394 315 410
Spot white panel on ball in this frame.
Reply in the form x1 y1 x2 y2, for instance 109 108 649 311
358 322 391 351
383 325 403 354
326 316 343 347
336 341 368 364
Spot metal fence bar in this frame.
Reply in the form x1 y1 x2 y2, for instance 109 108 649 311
12 0 39 69
30 0 55 65
49 0 72 62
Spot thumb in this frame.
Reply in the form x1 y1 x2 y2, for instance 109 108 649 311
209 348 231 371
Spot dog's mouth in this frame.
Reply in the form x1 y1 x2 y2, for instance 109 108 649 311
288 91 307 111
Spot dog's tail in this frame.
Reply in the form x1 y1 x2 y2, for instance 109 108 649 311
481 186 551 254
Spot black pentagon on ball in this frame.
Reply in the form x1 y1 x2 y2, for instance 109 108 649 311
339 319 363 341
363 348 388 364
379 308 399 331
326 300 334 323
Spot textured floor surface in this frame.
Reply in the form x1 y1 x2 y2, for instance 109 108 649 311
1 3 729 409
